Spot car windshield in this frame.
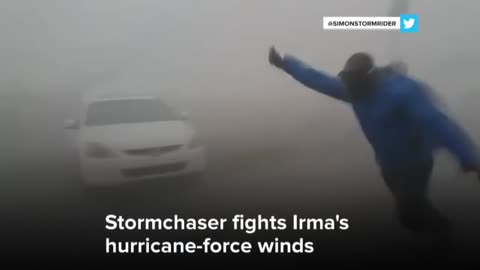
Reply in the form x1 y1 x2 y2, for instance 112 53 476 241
85 98 181 126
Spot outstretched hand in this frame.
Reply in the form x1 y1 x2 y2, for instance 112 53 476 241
269 46 284 69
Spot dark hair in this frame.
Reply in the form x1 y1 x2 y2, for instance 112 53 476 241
341 52 374 74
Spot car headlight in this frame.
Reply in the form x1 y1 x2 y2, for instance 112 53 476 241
188 134 203 149
85 142 117 158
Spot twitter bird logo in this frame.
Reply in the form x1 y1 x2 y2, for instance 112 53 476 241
403 18 415 29
400 14 418 33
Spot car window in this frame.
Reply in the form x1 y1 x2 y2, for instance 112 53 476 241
85 99 181 126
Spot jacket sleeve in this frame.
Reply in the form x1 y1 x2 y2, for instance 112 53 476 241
282 55 350 102
403 82 479 169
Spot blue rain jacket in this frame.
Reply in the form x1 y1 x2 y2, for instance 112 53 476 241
283 55 478 170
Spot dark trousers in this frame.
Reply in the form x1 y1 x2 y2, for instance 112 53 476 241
381 160 452 238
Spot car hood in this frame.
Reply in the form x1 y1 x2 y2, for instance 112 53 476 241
80 121 193 150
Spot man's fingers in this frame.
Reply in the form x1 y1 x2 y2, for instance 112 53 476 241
269 47 276 59
268 46 284 69
269 46 278 57
268 47 277 65
269 49 274 61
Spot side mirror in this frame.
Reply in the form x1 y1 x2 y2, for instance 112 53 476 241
180 111 190 120
64 119 79 129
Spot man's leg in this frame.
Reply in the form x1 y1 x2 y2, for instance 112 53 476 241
381 161 454 255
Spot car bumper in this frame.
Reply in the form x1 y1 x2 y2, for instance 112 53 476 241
80 146 206 187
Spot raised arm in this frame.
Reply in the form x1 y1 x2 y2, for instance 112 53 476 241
269 47 350 102
403 81 480 176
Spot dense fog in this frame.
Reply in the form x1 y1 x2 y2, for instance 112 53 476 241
1 0 479 259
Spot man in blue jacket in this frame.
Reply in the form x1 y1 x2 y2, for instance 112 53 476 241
268 46 479 252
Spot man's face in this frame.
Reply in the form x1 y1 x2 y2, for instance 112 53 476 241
339 70 371 97
339 52 375 98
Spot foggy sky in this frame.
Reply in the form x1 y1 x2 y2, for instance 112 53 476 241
2 1 479 124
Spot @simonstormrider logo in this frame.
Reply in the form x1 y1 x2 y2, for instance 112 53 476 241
400 14 418 33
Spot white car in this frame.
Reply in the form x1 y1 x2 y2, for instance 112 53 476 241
64 96 206 187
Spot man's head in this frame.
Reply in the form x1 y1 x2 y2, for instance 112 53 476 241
338 52 376 98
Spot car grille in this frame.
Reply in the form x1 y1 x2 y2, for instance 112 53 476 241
124 145 182 156
122 162 187 178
